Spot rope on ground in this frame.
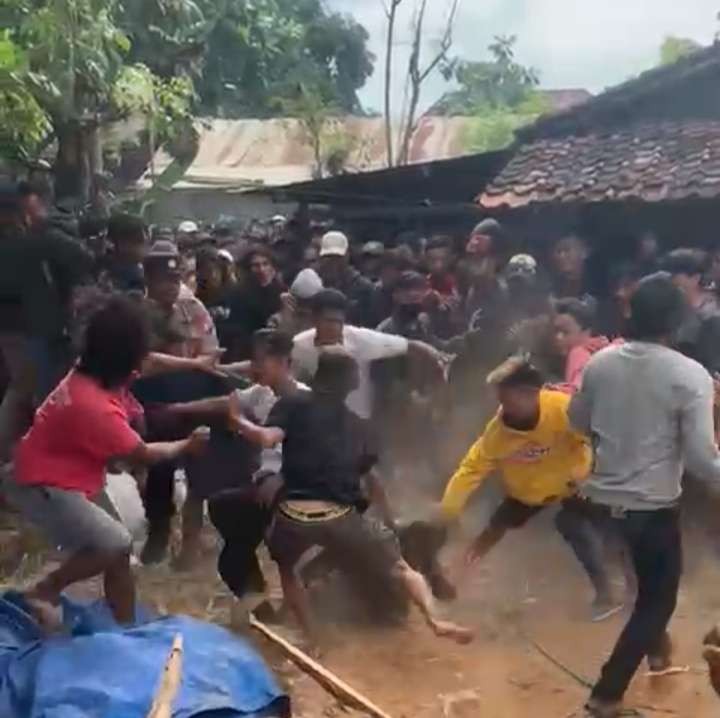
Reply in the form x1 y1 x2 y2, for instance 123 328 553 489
249 613 394 718
146 633 184 718
523 633 677 716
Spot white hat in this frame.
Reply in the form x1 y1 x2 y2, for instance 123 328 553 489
178 220 198 234
270 214 287 224
290 268 323 300
506 253 538 274
217 249 234 264
320 230 349 257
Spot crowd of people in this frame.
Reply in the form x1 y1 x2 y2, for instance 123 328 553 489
4 177 720 716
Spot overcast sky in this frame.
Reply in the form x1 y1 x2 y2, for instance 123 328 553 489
330 0 719 113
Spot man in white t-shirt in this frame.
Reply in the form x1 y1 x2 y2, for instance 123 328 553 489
162 330 304 603
292 289 444 420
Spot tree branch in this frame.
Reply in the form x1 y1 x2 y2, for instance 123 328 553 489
383 0 404 166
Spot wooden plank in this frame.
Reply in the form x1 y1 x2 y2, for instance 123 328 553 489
147 634 184 718
249 613 394 718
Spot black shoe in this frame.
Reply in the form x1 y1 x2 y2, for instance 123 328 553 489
141 525 170 565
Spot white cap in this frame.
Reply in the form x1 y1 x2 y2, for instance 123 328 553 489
270 214 287 224
217 249 234 264
178 220 198 234
320 230 349 257
290 268 323 300
506 254 538 273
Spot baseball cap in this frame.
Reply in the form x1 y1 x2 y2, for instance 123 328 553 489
145 240 181 275
270 214 287 224
217 249 234 264
320 231 350 258
362 241 385 257
506 254 538 275
177 220 199 234
395 270 428 291
471 218 504 239
290 268 323 300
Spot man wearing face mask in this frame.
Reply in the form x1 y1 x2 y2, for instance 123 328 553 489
377 271 442 345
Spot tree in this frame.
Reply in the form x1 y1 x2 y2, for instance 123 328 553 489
659 36 701 66
395 0 459 166
0 31 52 165
382 0 403 166
432 35 540 115
190 0 374 118
2 0 195 204
429 35 549 153
2 0 375 201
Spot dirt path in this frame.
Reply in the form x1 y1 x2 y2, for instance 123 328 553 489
3 509 718 717
128 511 719 718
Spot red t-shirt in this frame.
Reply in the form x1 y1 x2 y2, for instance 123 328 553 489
16 370 142 498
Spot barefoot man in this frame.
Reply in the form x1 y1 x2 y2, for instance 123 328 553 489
231 347 473 648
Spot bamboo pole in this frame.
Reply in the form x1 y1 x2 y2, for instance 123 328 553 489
147 634 184 718
249 613 393 718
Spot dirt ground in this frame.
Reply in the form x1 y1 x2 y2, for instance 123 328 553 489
2 500 720 718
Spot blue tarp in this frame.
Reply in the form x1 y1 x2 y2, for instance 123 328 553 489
0 593 290 718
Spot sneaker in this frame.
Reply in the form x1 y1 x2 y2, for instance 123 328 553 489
591 599 624 623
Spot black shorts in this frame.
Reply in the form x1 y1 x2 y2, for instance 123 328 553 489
268 509 402 578
489 498 546 530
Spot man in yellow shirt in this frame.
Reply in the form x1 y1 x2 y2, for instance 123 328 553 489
442 355 620 621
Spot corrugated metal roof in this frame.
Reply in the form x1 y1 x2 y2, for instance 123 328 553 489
141 116 485 190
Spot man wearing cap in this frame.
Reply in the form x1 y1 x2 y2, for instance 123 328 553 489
317 231 376 327
136 240 221 564
176 220 200 252
268 268 323 337
144 240 219 359
462 218 511 328
360 241 385 284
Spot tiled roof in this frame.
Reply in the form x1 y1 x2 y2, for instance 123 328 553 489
478 120 720 209
518 43 720 142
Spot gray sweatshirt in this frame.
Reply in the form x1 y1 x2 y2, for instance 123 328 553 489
568 341 720 510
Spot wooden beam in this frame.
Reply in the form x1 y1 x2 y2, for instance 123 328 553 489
147 634 184 718
249 613 394 718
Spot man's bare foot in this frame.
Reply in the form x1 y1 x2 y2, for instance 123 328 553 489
703 625 720 697
430 618 474 644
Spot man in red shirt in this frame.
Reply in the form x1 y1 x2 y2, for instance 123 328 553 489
8 297 207 626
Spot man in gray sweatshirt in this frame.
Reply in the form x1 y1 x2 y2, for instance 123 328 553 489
569 272 720 718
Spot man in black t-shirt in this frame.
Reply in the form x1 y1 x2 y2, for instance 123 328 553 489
232 348 473 648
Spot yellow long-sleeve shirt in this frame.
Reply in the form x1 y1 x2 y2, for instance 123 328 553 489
441 389 591 520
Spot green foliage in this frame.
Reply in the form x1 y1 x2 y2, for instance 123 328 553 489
659 36 701 66
0 30 52 162
430 36 548 153
1 0 196 177
460 95 549 153
433 35 540 115
193 0 373 117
